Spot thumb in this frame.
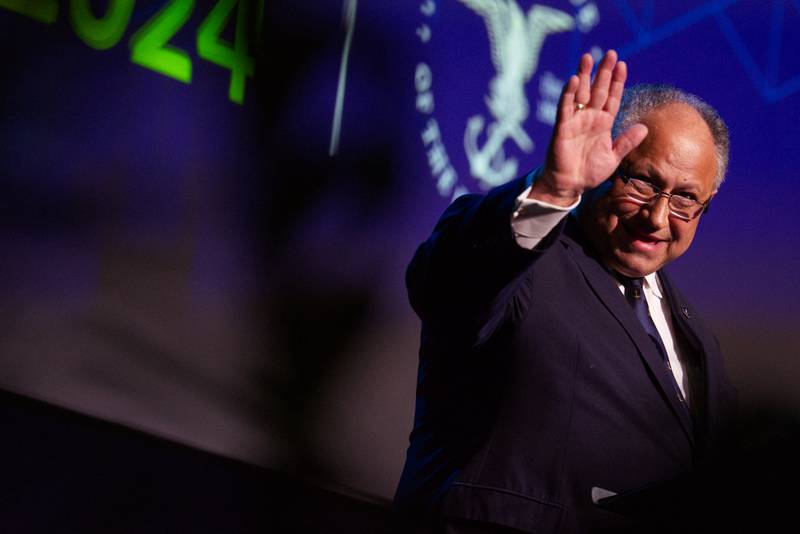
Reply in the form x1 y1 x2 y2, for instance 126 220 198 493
612 123 648 162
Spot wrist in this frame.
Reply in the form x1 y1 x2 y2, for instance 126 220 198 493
528 179 582 207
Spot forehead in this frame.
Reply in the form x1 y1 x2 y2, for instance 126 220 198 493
625 103 717 192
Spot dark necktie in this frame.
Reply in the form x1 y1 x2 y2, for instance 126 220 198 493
621 276 693 428
621 277 670 366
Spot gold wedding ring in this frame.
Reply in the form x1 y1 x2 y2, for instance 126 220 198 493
574 103 586 111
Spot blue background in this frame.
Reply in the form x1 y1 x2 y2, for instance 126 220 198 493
1 0 798 501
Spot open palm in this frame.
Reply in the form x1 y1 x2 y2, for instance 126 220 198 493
533 51 648 204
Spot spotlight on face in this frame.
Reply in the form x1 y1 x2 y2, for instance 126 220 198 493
580 103 718 277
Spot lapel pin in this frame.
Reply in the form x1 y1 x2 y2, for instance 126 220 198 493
681 306 690 319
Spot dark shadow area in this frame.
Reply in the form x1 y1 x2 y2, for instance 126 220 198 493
250 0 408 482
0 388 392 533
585 409 800 533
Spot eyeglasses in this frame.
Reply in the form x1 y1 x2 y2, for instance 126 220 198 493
615 169 711 221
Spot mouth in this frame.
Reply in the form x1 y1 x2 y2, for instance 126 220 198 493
620 222 669 252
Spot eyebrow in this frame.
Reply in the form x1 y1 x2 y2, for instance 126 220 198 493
643 164 663 183
637 164 701 195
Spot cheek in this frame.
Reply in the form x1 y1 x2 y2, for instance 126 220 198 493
607 203 639 236
668 223 699 255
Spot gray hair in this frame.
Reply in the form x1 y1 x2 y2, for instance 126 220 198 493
612 84 730 189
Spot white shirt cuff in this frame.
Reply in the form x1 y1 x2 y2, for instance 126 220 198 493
511 186 581 250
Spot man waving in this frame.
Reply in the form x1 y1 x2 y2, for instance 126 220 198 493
395 50 737 533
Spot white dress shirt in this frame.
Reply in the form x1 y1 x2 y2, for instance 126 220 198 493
510 185 691 404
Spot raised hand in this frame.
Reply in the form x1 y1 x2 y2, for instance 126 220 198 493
530 50 648 206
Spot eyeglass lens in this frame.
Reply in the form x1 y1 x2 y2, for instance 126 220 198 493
623 179 701 219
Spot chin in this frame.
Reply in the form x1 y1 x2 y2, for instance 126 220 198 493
609 253 662 278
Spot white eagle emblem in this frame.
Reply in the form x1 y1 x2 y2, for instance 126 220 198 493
459 0 574 187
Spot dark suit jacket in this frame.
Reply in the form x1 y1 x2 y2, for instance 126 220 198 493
395 176 737 533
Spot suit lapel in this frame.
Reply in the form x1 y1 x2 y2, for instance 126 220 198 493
657 272 718 450
562 219 695 446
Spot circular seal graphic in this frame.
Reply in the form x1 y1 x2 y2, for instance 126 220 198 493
413 0 603 199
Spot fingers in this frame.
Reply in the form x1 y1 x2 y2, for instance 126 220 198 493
574 53 593 106
587 49 617 109
561 50 628 121
556 74 579 124
612 123 648 162
604 60 627 116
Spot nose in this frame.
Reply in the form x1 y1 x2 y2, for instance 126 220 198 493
641 194 670 231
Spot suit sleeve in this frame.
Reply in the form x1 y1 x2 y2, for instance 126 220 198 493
407 175 566 347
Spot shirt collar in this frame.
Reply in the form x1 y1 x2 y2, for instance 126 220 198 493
643 272 663 300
